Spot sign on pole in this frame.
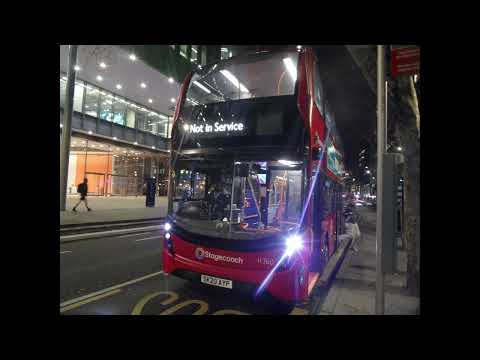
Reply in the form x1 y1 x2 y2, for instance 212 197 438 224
391 45 420 78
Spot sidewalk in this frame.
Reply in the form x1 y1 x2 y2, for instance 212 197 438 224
60 195 168 226
315 206 419 315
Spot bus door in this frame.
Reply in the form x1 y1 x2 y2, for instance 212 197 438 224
311 170 328 273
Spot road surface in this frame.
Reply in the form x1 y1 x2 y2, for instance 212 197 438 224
60 226 320 315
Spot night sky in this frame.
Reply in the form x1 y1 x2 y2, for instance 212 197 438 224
314 45 376 173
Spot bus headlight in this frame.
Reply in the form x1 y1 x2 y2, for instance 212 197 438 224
285 235 302 257
164 222 171 231
165 232 171 239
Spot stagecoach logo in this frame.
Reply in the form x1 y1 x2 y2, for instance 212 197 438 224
194 247 244 264
195 247 205 260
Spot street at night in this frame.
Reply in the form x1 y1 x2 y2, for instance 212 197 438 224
60 224 313 315
59 44 420 316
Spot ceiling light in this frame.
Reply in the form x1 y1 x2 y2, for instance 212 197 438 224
397 146 403 151
129 54 137 61
168 77 174 84
283 57 297 81
193 80 211 94
74 65 81 71
140 82 147 88
170 98 176 103
297 45 302 50
99 62 106 68
220 70 249 93
96 75 103 81
62 76 67 80
278 160 298 166
60 124 63 128
148 99 153 103
116 84 122 90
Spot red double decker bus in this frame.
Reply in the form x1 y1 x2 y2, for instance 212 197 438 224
163 46 346 305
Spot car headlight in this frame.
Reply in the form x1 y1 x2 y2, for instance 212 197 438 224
285 235 302 257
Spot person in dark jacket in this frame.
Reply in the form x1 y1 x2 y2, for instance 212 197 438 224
73 178 92 212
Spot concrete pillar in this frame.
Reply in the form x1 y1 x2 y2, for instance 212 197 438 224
60 45 78 211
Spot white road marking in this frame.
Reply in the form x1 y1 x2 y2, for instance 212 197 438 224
60 225 163 241
119 231 156 238
60 271 164 308
60 251 72 254
135 236 162 242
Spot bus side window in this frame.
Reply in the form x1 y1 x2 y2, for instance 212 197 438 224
314 61 324 116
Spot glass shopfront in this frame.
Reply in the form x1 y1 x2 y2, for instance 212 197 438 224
67 135 169 196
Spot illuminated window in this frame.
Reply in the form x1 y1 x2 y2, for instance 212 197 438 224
191 45 198 63
84 84 100 117
112 96 126 126
180 45 188 58
99 93 113 122
221 47 230 60
60 77 67 108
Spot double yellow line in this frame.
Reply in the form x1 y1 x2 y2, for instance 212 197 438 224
60 289 122 313
60 271 164 314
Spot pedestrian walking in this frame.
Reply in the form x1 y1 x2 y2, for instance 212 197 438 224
72 178 92 212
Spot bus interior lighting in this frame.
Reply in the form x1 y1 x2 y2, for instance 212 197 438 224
278 159 297 166
193 81 212 94
283 57 297 81
219 70 249 93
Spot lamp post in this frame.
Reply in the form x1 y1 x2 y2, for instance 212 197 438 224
376 45 386 315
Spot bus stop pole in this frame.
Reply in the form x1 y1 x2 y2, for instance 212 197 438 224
375 45 385 315
60 45 78 211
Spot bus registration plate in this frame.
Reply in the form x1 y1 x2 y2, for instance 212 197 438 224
201 274 233 289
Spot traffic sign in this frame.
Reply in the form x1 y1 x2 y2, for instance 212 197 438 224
391 45 419 78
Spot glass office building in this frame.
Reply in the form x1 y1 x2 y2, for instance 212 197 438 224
60 74 171 196
60 74 172 138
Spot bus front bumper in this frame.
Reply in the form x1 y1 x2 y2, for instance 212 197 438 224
163 250 307 303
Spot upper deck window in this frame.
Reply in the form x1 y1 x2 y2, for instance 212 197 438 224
183 51 299 108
